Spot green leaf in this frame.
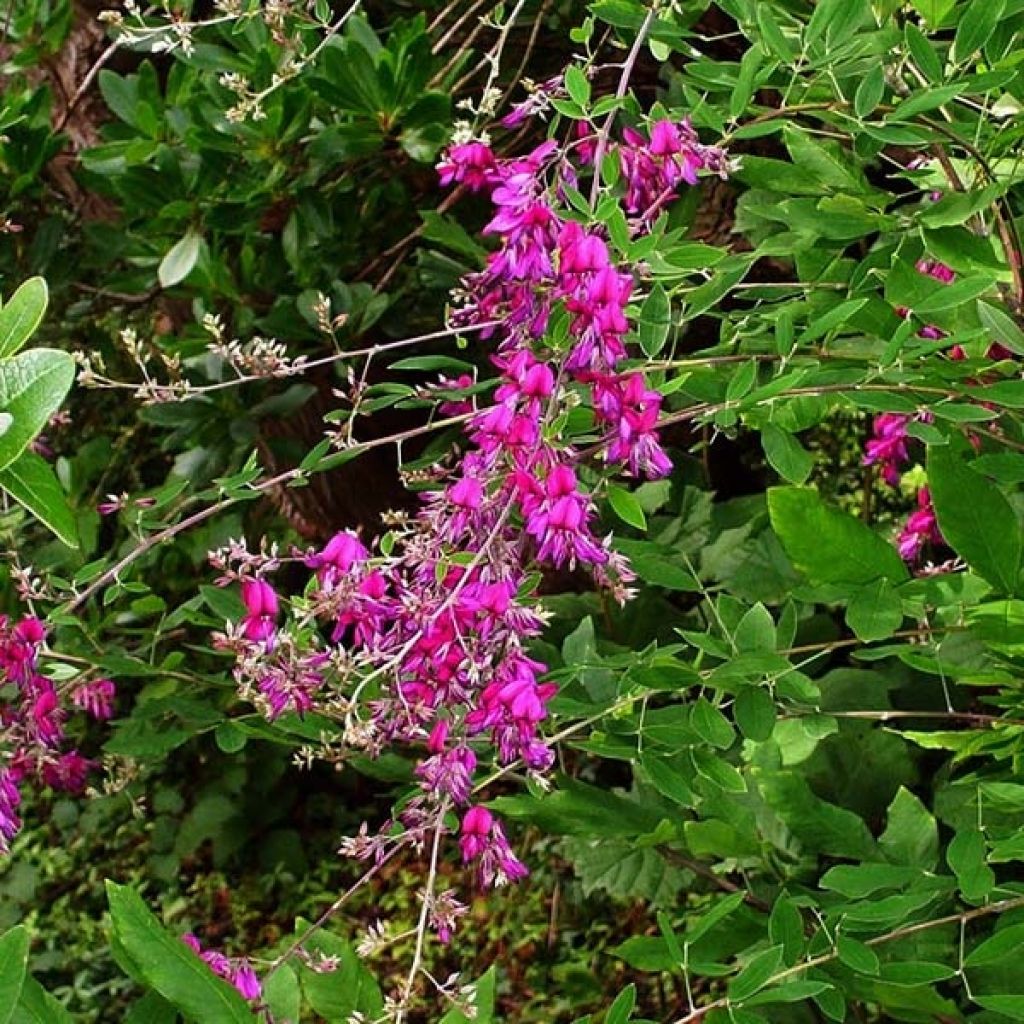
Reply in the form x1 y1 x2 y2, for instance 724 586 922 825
0 451 78 547
295 921 383 1022
105 882 258 1024
953 0 1006 63
734 687 776 741
0 350 75 473
564 65 591 107
974 996 1024 1020
928 446 1021 593
638 283 671 357
158 231 202 289
905 23 943 81
685 892 747 945
262 965 301 1022
768 896 805 965
0 278 47 359
11 976 74 1024
965 924 1024 967
605 984 636 1024
783 125 864 193
914 274 992 314
690 697 735 750
0 926 30 1024
729 945 784 1002
608 485 646 531
947 829 995 901
691 748 746 793
845 578 902 642
880 787 939 869
768 486 908 587
836 934 879 975
855 65 885 118
761 425 813 484
977 301 1024 356
440 967 495 1024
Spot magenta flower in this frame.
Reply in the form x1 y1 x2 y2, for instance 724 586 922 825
863 413 910 487
240 578 278 644
71 678 116 720
897 486 944 562
437 141 497 192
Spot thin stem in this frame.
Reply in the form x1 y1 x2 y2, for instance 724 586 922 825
670 897 1024 1024
396 805 449 1023
588 3 659 208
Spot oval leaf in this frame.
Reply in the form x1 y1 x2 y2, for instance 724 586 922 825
0 451 78 548
106 882 258 1024
0 278 48 359
0 350 75 473
158 232 202 289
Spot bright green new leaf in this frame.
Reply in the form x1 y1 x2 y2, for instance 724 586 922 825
608 484 647 531
0 278 48 359
0 349 75 474
0 450 78 548
11 976 74 1024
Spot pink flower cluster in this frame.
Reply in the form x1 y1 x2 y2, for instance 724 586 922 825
872 256 1018 565
182 934 261 1001
214 112 726 970
0 614 115 853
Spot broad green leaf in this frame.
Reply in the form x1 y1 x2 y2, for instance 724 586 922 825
158 231 202 289
836 934 879 975
124 992 177 1024
880 787 939 869
783 125 864 193
0 451 78 547
691 748 746 793
928 446 1021 593
768 486 908 587
0 350 75 473
0 925 30 1024
262 965 301 1023
953 0 1006 62
294 920 383 1022
761 425 813 484
947 829 995 901
10 976 74 1024
105 882 258 1024
965 924 1024 967
845 578 902 642
734 687 776 741
0 278 47 359
728 945 784 1002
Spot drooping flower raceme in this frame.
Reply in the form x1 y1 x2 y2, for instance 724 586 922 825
213 112 728 969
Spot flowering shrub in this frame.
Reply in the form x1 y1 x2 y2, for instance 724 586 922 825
2 1 1024 1023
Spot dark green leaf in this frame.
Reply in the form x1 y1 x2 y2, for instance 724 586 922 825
928 446 1021 593
768 486 908 586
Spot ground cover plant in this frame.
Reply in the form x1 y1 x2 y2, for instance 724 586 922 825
2 0 1024 1021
